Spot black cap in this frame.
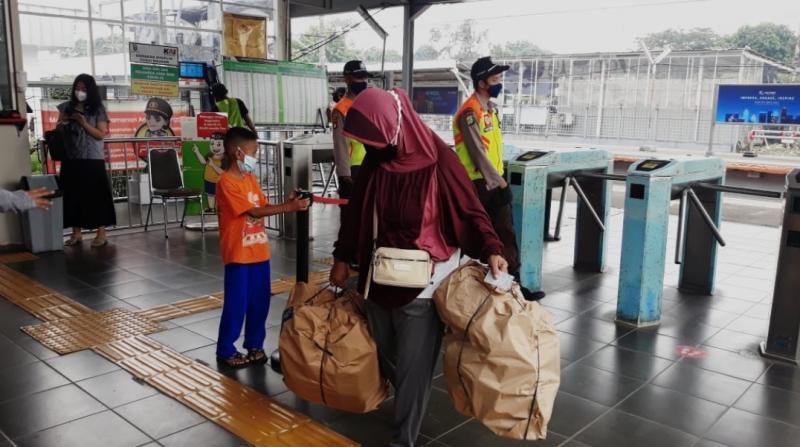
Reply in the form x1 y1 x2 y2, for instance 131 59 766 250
211 83 228 98
343 60 369 77
470 56 510 82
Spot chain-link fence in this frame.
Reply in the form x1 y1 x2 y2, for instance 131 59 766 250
480 49 799 153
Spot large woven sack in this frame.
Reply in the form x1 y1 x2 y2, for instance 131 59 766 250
279 283 389 413
434 263 560 440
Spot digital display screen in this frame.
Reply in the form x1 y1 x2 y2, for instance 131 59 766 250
636 160 670 172
516 151 548 162
715 84 800 126
411 87 459 115
180 62 205 79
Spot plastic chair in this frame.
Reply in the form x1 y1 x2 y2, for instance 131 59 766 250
145 148 204 238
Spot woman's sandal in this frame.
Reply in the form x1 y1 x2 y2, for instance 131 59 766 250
217 352 250 369
64 236 82 247
247 349 268 365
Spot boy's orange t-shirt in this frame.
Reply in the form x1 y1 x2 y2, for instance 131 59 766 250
216 172 271 265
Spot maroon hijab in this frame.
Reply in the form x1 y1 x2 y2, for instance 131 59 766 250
342 88 454 261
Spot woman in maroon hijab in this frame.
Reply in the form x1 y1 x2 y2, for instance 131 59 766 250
330 88 506 447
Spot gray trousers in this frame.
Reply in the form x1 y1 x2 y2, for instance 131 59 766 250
366 298 444 447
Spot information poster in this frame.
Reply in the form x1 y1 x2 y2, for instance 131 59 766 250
715 84 800 125
40 99 189 171
223 14 267 59
182 140 214 215
131 64 180 97
129 42 179 66
222 60 327 125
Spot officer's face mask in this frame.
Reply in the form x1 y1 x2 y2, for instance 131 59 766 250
365 144 398 163
237 147 258 174
487 82 503 98
349 81 368 95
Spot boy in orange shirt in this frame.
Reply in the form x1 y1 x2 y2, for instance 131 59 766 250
215 127 310 368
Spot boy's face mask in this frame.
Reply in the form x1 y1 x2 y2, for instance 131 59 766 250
237 147 258 174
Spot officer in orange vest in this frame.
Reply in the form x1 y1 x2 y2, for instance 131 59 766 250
453 56 545 300
332 60 369 228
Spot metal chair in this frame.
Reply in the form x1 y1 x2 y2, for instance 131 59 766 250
145 148 204 238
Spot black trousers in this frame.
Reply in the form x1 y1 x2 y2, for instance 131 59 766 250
472 179 521 276
337 165 361 230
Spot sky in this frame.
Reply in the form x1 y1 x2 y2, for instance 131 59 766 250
291 0 800 56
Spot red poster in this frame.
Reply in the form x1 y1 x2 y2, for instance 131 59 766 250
197 112 229 138
41 98 189 172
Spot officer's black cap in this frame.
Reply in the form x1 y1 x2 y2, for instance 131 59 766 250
343 60 369 77
470 56 510 82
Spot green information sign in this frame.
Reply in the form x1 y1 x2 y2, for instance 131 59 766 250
131 63 180 96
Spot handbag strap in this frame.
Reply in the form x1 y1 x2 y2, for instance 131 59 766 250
364 200 379 300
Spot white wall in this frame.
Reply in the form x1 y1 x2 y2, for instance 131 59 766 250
0 0 34 246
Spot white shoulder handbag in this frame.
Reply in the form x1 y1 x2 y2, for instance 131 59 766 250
364 205 433 300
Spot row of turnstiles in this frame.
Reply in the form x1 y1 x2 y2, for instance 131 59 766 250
505 148 800 364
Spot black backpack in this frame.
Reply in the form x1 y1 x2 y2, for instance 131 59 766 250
44 123 78 161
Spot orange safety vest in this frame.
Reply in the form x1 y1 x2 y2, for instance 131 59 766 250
333 96 367 167
452 94 504 180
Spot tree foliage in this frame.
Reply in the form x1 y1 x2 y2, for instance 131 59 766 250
639 23 799 64
640 28 723 51
727 23 798 64
414 45 439 61
490 40 550 58
427 19 488 61
291 19 359 64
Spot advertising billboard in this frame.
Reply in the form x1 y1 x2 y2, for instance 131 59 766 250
411 87 459 115
715 84 800 126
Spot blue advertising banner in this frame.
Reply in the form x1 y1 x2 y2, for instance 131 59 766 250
411 87 459 115
715 84 800 126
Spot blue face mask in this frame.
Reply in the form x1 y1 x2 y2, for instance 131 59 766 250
487 83 503 98
349 81 368 95
237 148 257 174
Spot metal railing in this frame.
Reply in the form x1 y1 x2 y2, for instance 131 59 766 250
257 139 286 234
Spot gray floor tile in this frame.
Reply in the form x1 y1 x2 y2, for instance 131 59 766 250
0 385 105 439
77 370 159 408
158 422 246 447
45 350 120 382
115 394 205 439
576 409 697 447
13 410 151 447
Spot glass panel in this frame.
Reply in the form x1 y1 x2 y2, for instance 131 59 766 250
123 0 160 24
92 21 126 83
91 0 122 21
163 0 221 31
19 0 89 17
224 0 273 7
0 0 13 110
163 28 222 63
125 23 161 46
20 14 92 82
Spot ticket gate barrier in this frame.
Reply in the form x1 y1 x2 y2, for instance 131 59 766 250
761 169 800 364
616 157 727 327
508 148 613 294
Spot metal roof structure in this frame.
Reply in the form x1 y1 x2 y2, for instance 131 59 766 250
288 0 470 18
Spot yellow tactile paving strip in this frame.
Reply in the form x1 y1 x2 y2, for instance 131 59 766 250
0 266 93 322
136 293 225 322
0 264 359 446
0 252 38 264
21 308 165 354
96 336 357 447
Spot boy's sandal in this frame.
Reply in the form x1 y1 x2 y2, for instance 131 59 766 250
247 349 268 365
217 353 250 369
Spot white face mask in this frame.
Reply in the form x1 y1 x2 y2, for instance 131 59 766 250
75 91 87 102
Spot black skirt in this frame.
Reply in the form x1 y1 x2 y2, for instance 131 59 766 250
60 159 117 229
